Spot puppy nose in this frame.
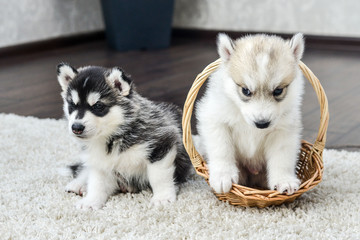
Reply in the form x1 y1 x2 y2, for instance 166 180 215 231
254 120 271 129
72 123 85 135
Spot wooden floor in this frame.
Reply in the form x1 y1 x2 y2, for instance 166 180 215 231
0 35 359 150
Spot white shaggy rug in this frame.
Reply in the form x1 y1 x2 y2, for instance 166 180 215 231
0 113 359 240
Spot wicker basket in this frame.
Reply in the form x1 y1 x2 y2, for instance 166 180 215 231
182 59 329 208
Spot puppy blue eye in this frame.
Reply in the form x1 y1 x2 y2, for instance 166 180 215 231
93 102 105 111
273 88 283 96
242 88 252 97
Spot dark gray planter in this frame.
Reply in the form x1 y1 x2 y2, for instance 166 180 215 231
101 0 174 51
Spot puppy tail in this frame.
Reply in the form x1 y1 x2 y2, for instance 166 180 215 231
58 163 84 178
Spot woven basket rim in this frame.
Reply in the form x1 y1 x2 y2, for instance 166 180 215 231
182 59 329 207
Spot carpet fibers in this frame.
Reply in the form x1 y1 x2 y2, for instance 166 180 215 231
0 113 359 239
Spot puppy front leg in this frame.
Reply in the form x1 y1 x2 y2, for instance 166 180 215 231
266 132 301 195
202 123 239 193
65 166 88 196
147 147 177 206
76 167 117 210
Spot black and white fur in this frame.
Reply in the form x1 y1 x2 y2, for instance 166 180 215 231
57 64 190 209
195 33 305 195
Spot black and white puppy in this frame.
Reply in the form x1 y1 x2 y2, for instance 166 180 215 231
57 64 190 209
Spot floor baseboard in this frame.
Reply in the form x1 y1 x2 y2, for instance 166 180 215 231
173 28 360 52
2 28 360 57
0 31 106 58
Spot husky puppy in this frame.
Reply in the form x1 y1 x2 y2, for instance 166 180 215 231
195 33 305 195
57 64 190 209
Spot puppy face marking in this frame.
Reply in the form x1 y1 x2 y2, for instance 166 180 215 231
256 53 269 74
83 77 90 88
58 66 134 139
87 92 101 106
71 90 80 105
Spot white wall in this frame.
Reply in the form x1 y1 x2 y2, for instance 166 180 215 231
0 0 104 48
173 0 360 38
1 0 359 49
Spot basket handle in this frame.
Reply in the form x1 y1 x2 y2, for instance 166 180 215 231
182 59 329 169
299 62 329 154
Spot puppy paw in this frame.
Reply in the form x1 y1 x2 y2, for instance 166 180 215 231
76 197 105 210
270 177 300 195
65 180 86 196
209 169 239 193
150 192 176 207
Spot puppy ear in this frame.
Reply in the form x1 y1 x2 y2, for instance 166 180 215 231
106 67 132 96
289 33 304 61
56 63 78 92
217 33 234 62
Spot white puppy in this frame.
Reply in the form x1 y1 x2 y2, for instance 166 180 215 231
195 33 304 195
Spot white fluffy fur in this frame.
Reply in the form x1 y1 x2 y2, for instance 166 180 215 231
147 146 178 206
65 104 127 209
87 92 101 106
65 165 88 196
217 33 234 62
1 114 359 239
196 33 305 194
106 68 131 96
64 102 177 210
70 90 80 105
0 114 360 240
289 33 305 61
57 64 77 93
67 122 178 209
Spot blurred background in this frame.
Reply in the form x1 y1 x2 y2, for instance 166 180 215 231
0 0 359 150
